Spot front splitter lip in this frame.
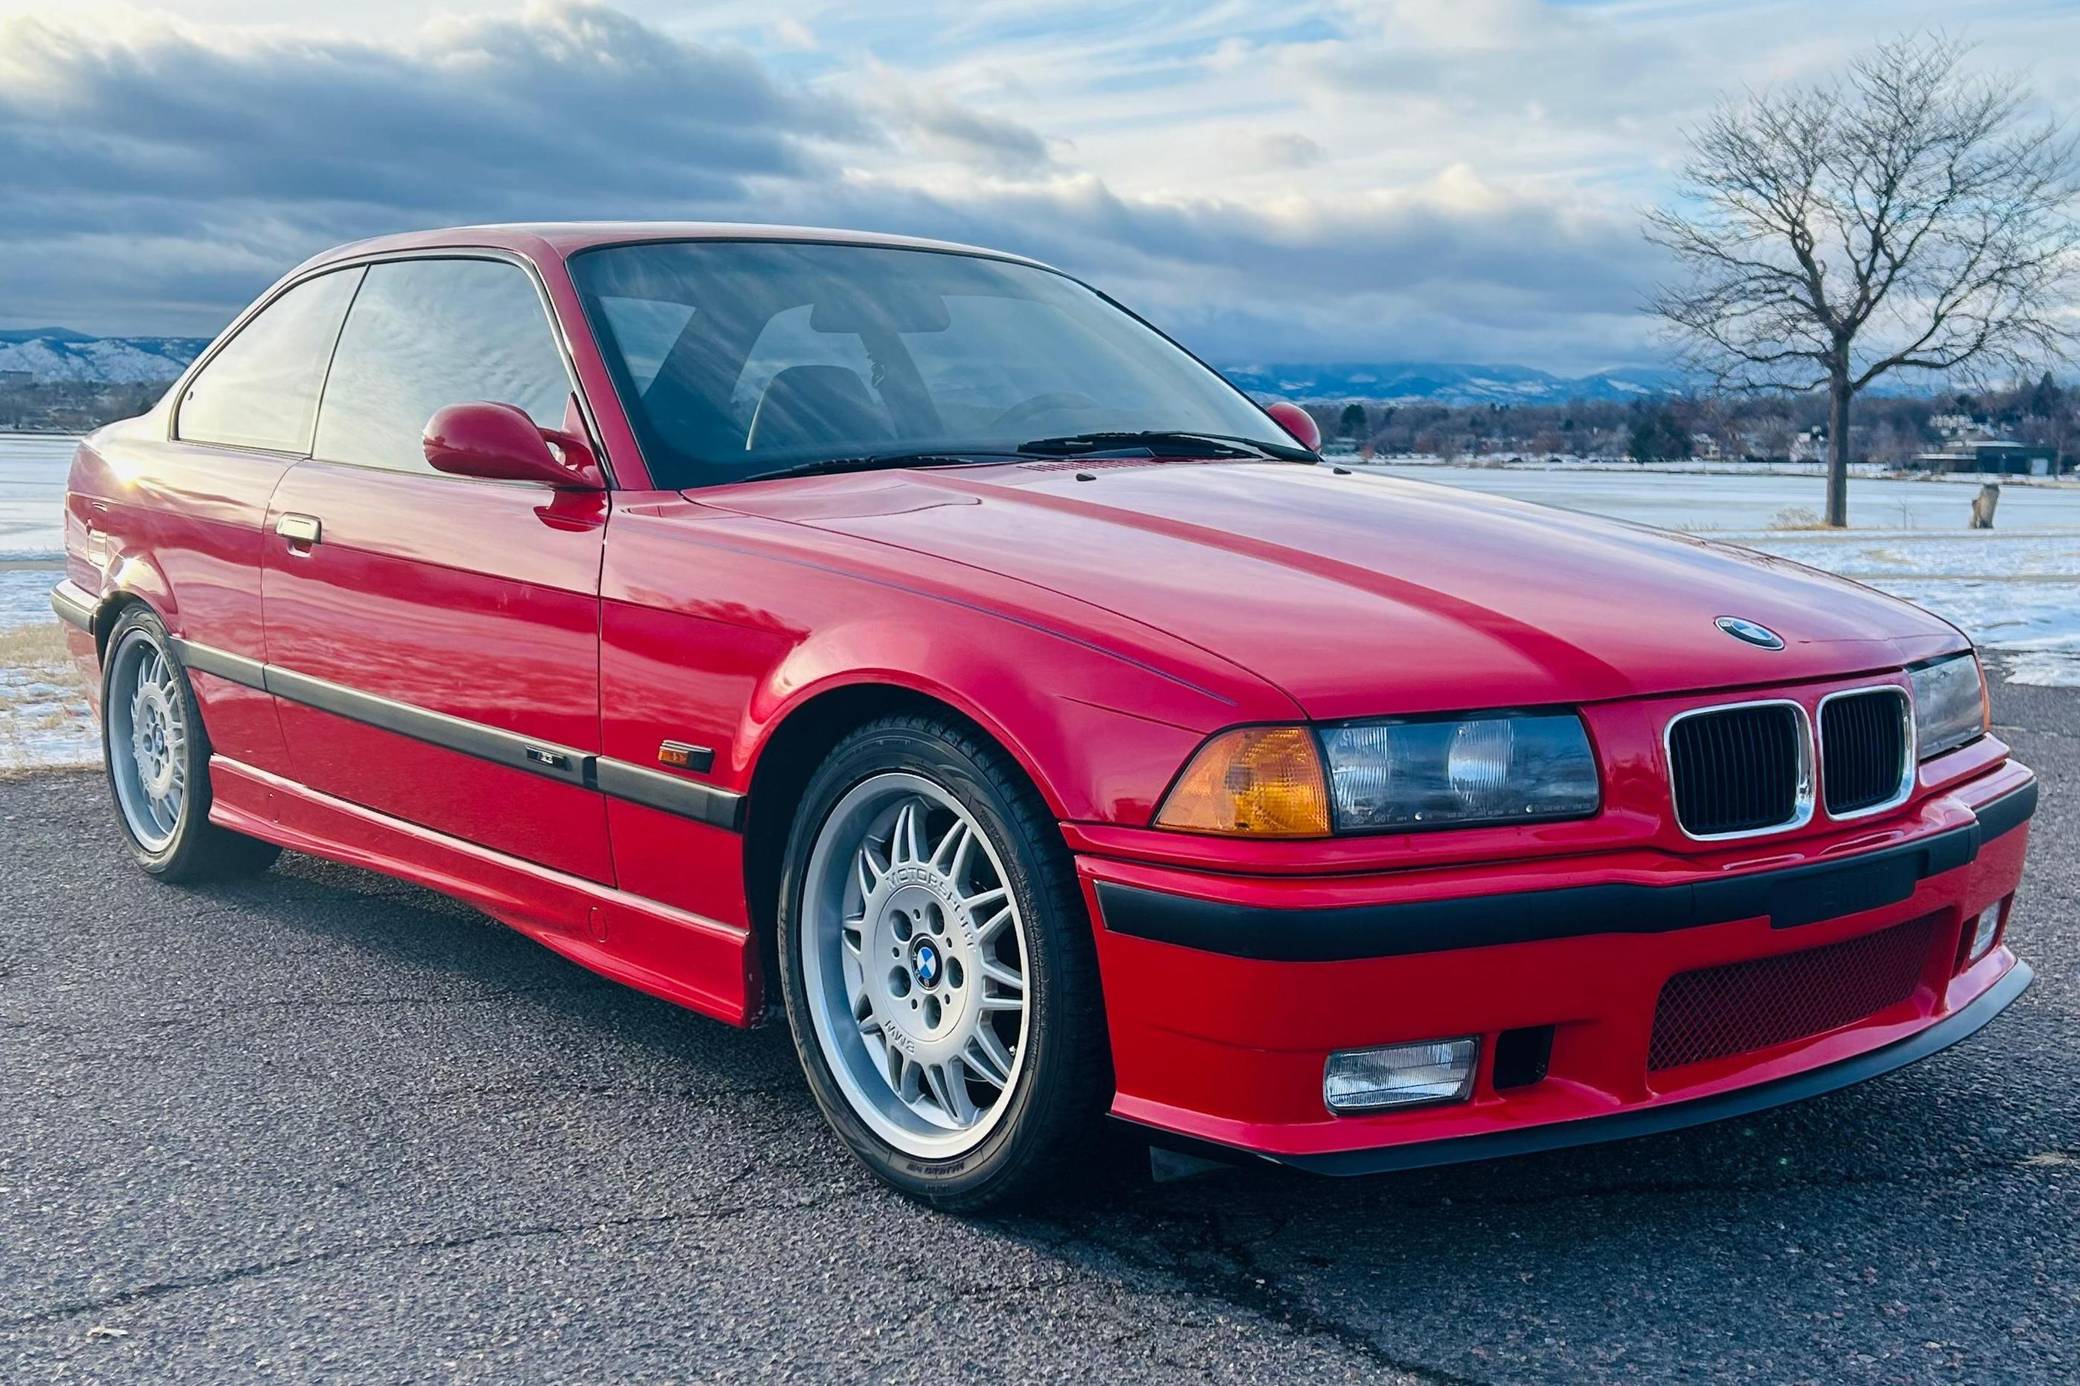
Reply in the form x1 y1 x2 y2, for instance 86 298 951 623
1122 959 2033 1178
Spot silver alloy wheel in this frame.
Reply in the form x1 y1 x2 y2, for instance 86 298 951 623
800 771 1031 1159
106 630 188 853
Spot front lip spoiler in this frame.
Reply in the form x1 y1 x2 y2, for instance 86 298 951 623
1132 958 2032 1178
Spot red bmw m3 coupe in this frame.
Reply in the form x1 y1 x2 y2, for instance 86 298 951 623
54 224 2035 1209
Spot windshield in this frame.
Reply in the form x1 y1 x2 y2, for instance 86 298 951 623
567 240 1296 489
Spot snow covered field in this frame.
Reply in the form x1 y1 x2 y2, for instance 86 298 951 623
1363 461 2080 689
1 435 2074 768
1365 459 2080 532
0 433 72 560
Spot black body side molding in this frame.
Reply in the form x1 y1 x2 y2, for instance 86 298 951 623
159 636 748 833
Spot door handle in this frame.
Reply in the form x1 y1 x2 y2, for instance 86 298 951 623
276 513 322 546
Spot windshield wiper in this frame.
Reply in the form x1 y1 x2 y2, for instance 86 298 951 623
739 451 1014 483
1016 430 1314 462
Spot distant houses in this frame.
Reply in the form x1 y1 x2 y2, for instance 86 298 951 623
1907 440 2061 476
1908 412 2063 476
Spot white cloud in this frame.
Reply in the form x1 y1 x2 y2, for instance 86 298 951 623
2 0 2076 371
770 16 815 50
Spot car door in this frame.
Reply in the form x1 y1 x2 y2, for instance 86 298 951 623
260 254 615 883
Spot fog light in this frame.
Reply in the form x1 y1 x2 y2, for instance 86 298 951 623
1324 1038 1479 1114
1966 901 2004 963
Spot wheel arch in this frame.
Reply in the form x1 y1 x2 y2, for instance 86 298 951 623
81 545 182 661
90 588 163 659
739 678 1070 1021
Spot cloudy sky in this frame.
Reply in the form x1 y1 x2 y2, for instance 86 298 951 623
2 0 2076 371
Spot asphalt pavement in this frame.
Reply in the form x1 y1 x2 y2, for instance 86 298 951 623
2 674 2074 1382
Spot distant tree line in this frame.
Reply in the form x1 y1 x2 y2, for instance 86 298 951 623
0 379 166 433
1303 373 2077 469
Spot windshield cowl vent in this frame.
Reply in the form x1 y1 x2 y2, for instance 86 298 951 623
1018 456 1250 473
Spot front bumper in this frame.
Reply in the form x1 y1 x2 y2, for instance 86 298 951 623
1081 765 2037 1172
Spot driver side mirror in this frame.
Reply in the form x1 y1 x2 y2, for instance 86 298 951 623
1263 401 1322 453
422 401 603 489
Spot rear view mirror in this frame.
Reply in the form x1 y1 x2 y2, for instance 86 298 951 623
422 402 603 489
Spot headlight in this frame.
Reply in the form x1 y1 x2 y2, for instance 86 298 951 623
1910 652 1987 760
1320 712 1600 831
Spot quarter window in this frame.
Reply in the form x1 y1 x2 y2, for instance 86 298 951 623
314 259 571 473
176 269 362 453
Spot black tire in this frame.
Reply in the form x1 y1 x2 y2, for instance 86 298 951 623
777 713 1108 1212
100 606 281 882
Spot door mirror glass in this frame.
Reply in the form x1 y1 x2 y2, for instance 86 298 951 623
422 402 601 488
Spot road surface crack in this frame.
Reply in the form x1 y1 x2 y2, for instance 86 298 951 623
4 1185 861 1330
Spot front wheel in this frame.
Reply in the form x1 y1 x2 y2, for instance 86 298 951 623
778 715 1106 1211
101 607 280 881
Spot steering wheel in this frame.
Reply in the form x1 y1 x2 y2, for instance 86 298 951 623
988 392 1101 432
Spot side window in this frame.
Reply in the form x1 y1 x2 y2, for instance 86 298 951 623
176 269 361 453
313 259 571 473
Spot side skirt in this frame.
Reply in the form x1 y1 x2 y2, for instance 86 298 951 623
207 756 758 1027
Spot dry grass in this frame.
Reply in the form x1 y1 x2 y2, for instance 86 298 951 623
1766 505 1831 531
0 619 97 775
0 620 73 667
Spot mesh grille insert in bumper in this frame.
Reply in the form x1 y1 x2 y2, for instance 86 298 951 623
1648 913 1939 1072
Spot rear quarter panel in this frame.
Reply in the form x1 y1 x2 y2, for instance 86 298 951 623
64 413 291 771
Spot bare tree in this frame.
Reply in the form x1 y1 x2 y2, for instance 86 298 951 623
1647 35 2080 525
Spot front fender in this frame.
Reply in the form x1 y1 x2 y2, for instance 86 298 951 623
745 611 1251 825
598 502 1301 828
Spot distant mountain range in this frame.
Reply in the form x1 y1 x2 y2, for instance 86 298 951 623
1221 361 1684 405
0 329 209 384
2 327 1682 404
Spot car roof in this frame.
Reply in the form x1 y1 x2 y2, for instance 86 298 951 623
291 222 1054 276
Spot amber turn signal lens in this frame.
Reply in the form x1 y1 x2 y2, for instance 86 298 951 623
1155 726 1332 837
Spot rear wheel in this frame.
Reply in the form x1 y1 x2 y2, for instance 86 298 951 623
101 607 280 881
778 714 1106 1211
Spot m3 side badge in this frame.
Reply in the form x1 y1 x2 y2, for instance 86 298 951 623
1715 616 1785 650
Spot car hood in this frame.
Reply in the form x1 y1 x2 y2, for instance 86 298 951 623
709 460 1967 720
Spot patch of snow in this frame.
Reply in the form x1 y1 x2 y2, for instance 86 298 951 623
1 567 65 626
1997 648 2080 688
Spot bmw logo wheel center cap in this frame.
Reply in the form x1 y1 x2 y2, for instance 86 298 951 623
912 940 941 988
